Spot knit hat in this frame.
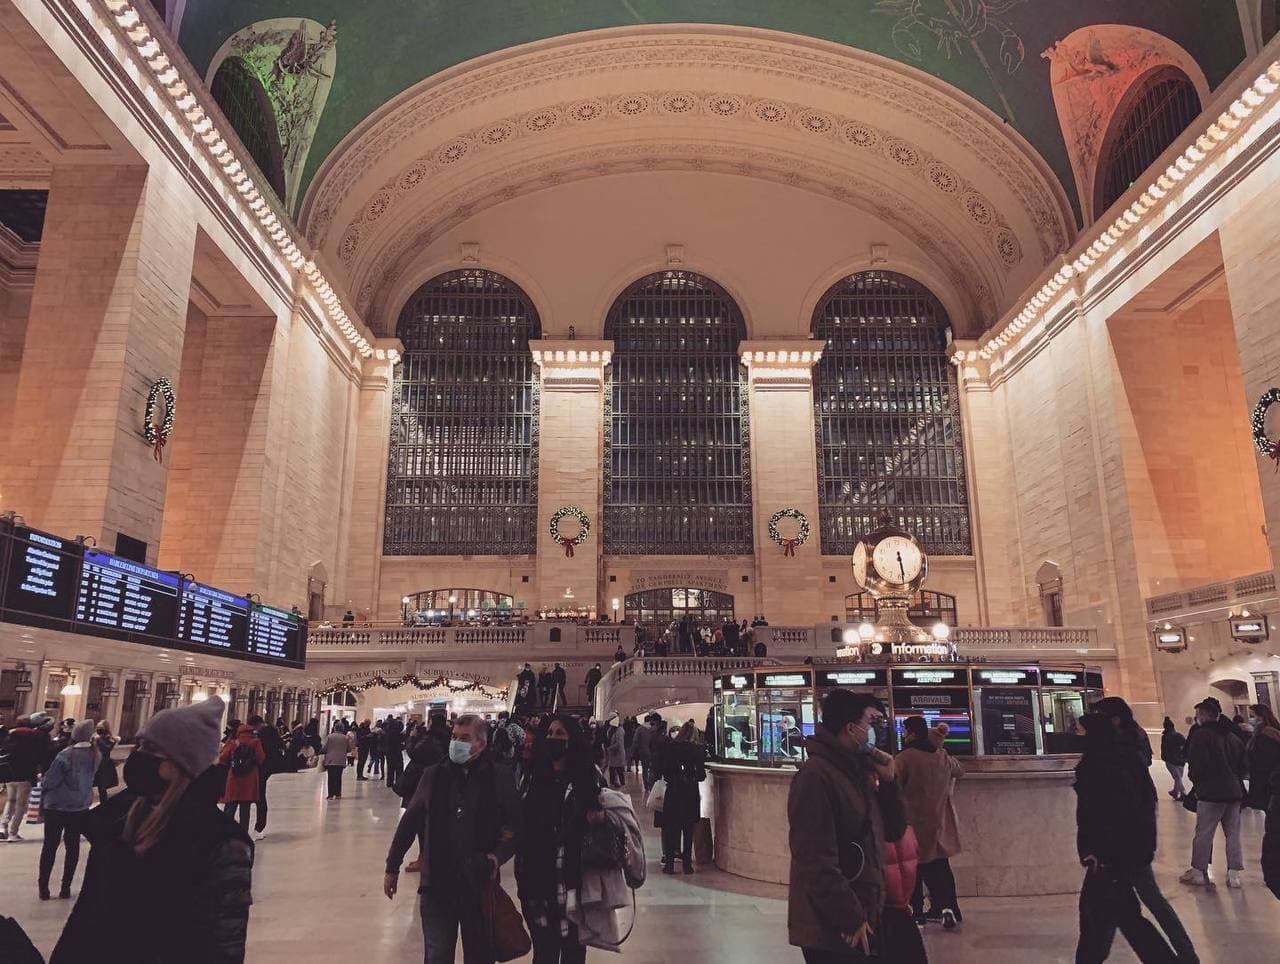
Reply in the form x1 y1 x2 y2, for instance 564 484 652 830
138 695 226 777
71 719 95 744
1093 696 1135 723
1195 696 1223 716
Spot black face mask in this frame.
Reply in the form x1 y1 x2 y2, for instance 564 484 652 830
545 739 568 761
124 750 168 799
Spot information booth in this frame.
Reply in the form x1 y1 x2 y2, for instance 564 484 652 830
713 660 1103 766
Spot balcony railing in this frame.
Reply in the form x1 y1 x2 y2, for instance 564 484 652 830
952 626 1104 653
1145 570 1276 618
595 656 777 718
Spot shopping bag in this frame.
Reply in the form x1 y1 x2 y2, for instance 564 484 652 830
481 877 532 963
645 777 666 811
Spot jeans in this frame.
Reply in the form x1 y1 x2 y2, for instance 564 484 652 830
910 856 960 917
326 765 344 798
420 885 491 964
39 808 87 895
224 800 251 831
255 772 270 833
524 902 586 964
1131 863 1198 963
1165 764 1186 797
2 781 31 836
662 822 695 864
1076 865 1177 964
1191 800 1243 871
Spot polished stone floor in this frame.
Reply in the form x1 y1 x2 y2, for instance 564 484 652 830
0 760 1275 962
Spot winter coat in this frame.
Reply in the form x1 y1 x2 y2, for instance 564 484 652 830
218 726 266 803
607 724 627 769
1263 765 1280 900
50 768 254 964
399 735 445 802
516 770 591 900
1160 730 1187 767
882 824 920 909
41 744 98 813
896 741 964 862
1073 739 1157 871
323 731 350 767
1187 717 1246 803
1246 725 1280 810
93 735 120 790
4 726 48 782
256 724 285 775
787 729 907 952
631 722 655 760
566 787 645 950
655 739 705 827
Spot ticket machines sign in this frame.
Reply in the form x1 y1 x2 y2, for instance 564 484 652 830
1230 616 1269 643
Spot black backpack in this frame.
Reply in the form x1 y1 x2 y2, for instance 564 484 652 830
230 742 258 777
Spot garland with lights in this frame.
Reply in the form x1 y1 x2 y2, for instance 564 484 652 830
318 674 509 701
768 508 810 557
1253 388 1280 470
549 506 591 557
143 376 176 463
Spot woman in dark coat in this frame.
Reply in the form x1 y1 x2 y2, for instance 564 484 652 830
1245 704 1280 810
516 715 605 963
654 720 706 874
1159 717 1187 800
92 721 119 805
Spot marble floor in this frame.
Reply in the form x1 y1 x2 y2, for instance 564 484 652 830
0 761 1274 963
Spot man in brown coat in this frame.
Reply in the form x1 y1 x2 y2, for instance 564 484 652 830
897 714 964 929
788 689 906 962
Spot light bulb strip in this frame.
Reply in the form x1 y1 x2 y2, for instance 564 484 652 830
97 1 377 360
963 61 1280 365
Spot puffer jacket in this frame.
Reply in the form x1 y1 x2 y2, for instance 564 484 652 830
787 729 907 952
882 824 919 909
1246 725 1280 810
1187 717 1246 803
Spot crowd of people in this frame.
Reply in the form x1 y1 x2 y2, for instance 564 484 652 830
3 686 1280 962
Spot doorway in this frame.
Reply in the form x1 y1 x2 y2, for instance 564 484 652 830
625 587 735 640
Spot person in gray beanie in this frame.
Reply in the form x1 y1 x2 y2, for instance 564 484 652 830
51 695 256 964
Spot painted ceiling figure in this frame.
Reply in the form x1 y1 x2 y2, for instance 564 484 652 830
875 0 1027 73
273 19 336 84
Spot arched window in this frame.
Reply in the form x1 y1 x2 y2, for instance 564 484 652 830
845 590 959 627
384 269 541 555
812 271 970 555
1095 66 1201 217
604 271 752 554
210 57 286 200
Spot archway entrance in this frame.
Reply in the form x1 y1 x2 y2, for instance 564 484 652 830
625 587 735 642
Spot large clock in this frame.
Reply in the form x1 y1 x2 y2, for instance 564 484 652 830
850 523 928 596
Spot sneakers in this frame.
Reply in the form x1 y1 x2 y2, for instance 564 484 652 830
941 909 958 930
1227 870 1244 889
0 828 7 841
1179 868 1210 886
254 830 267 841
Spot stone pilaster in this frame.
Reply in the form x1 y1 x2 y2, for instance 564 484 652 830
532 341 612 614
742 341 824 625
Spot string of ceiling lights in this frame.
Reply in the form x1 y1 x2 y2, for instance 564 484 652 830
959 60 1280 366
96 0 399 367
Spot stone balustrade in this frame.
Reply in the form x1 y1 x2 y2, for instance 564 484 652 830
595 656 777 717
1146 570 1277 617
953 626 1105 653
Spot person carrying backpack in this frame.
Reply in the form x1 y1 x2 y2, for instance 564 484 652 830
217 724 265 832
249 715 283 839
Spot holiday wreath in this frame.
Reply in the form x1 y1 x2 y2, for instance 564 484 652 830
549 506 591 557
1253 388 1280 469
143 376 176 463
768 508 810 557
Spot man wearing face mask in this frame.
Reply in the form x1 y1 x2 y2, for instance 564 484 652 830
50 695 255 963
384 713 522 964
788 688 906 962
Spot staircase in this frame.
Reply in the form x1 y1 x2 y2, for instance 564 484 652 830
594 656 778 718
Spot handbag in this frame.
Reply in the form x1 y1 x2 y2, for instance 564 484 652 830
1181 788 1198 813
481 877 532 963
580 818 627 870
645 777 666 811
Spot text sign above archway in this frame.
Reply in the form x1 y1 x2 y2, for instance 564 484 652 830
630 571 728 593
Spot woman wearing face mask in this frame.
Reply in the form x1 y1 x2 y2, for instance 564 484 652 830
653 720 706 874
1245 704 1280 811
516 715 604 963
50 696 255 964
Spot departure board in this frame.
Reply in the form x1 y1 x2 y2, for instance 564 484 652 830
177 581 249 652
0 526 81 623
75 550 180 641
248 604 305 665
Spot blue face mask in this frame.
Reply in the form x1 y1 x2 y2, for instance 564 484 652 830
448 739 473 764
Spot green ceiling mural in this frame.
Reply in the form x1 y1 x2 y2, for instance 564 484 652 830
177 1 1246 211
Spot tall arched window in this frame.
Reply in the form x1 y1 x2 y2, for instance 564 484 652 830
604 271 752 554
813 271 970 555
384 269 541 555
210 57 286 200
1095 66 1201 217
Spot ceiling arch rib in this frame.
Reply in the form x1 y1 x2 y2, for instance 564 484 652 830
301 28 1076 337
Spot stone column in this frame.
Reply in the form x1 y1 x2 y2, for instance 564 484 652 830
341 339 401 619
531 342 613 614
741 342 824 625
2 165 197 560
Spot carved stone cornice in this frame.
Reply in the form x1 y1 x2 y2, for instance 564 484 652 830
531 339 613 392
741 339 823 391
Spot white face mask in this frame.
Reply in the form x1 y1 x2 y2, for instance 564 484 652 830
448 739 474 764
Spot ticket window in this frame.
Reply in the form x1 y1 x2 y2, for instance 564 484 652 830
718 674 758 762
814 668 891 752
756 671 816 765
1040 690 1085 754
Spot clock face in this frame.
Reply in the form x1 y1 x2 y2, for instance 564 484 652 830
851 543 868 589
872 535 923 585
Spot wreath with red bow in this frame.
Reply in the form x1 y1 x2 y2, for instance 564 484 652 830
768 508 810 557
1253 389 1280 471
549 506 591 557
143 377 176 463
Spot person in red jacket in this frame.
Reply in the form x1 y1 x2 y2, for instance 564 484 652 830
218 723 265 832
882 826 930 964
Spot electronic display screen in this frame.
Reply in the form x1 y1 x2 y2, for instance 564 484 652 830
1041 669 1086 688
248 603 305 666
75 549 180 641
758 670 813 688
1 526 81 623
177 581 249 653
720 673 755 691
977 687 1039 755
891 667 966 687
816 669 888 687
1085 671 1104 690
892 708 974 756
972 667 1040 687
